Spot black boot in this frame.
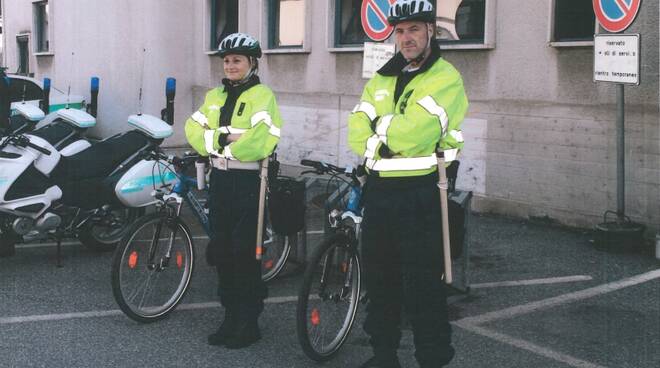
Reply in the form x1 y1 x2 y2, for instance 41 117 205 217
207 308 238 346
223 315 261 349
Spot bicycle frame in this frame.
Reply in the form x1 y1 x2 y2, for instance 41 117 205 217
171 173 210 235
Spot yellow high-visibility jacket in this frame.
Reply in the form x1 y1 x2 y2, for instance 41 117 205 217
185 83 282 162
348 55 468 177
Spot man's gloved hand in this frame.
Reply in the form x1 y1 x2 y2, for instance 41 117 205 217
217 133 229 149
378 144 394 158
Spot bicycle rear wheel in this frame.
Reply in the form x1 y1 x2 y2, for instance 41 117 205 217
111 212 194 323
261 228 292 282
296 233 361 361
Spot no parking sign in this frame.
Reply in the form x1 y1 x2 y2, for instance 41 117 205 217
592 0 642 33
361 0 397 41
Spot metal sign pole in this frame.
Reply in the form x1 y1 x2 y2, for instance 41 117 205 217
616 84 626 221
592 33 645 250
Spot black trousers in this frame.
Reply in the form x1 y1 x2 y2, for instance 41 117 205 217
206 168 267 318
361 173 455 368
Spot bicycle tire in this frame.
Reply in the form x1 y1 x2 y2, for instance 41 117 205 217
111 212 194 323
296 233 361 361
261 230 292 282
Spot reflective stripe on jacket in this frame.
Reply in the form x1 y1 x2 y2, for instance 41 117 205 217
348 57 468 177
185 84 282 162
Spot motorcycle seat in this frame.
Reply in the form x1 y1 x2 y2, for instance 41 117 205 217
51 130 151 183
8 115 37 134
27 120 78 148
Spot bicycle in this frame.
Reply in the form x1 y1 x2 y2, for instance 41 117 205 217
111 150 293 323
296 158 468 362
296 159 366 361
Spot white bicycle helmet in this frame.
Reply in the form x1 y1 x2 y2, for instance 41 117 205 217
387 0 435 25
217 33 262 58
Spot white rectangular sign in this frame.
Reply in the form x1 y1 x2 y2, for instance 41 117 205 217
362 42 396 79
594 34 640 85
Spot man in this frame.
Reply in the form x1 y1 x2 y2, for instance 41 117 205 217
347 1 468 367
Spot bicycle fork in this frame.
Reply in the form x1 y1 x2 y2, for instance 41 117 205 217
318 241 355 303
148 194 184 271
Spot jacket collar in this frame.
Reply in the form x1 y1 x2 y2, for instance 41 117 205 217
221 75 261 95
377 40 441 76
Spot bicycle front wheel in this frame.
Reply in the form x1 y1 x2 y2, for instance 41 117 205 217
296 233 361 361
261 228 292 282
111 213 194 323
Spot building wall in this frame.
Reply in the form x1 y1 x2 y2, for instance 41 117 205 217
2 0 206 145
2 0 659 230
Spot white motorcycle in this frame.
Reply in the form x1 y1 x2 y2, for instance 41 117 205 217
0 78 179 261
5 76 101 156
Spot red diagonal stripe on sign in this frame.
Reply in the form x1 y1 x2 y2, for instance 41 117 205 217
614 0 632 12
367 0 389 25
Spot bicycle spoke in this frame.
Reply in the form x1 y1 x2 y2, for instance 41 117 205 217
299 239 360 358
112 214 194 323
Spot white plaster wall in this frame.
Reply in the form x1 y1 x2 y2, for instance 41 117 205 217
2 0 659 229
2 0 206 145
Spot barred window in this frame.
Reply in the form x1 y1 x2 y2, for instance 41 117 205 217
33 1 49 52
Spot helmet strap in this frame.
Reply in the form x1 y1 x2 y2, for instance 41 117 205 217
230 57 259 86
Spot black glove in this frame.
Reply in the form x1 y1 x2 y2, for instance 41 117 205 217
217 133 229 148
378 144 394 158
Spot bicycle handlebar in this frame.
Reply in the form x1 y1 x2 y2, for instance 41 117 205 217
142 150 200 171
300 159 343 174
300 159 366 186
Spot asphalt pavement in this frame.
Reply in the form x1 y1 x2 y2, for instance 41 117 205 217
1 178 659 368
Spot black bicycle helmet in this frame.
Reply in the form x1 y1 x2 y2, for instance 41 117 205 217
387 0 435 26
217 33 262 58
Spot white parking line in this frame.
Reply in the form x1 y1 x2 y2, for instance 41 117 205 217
0 296 303 325
18 230 326 248
457 269 660 326
18 241 79 249
454 323 608 368
453 269 660 368
470 275 593 289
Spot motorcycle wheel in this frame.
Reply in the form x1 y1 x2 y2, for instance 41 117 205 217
79 207 144 252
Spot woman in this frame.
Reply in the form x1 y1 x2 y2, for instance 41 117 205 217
184 33 282 349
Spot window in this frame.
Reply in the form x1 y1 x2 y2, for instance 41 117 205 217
551 0 596 43
269 0 305 48
209 0 238 50
17 36 29 76
33 1 49 53
334 0 369 47
435 0 485 44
